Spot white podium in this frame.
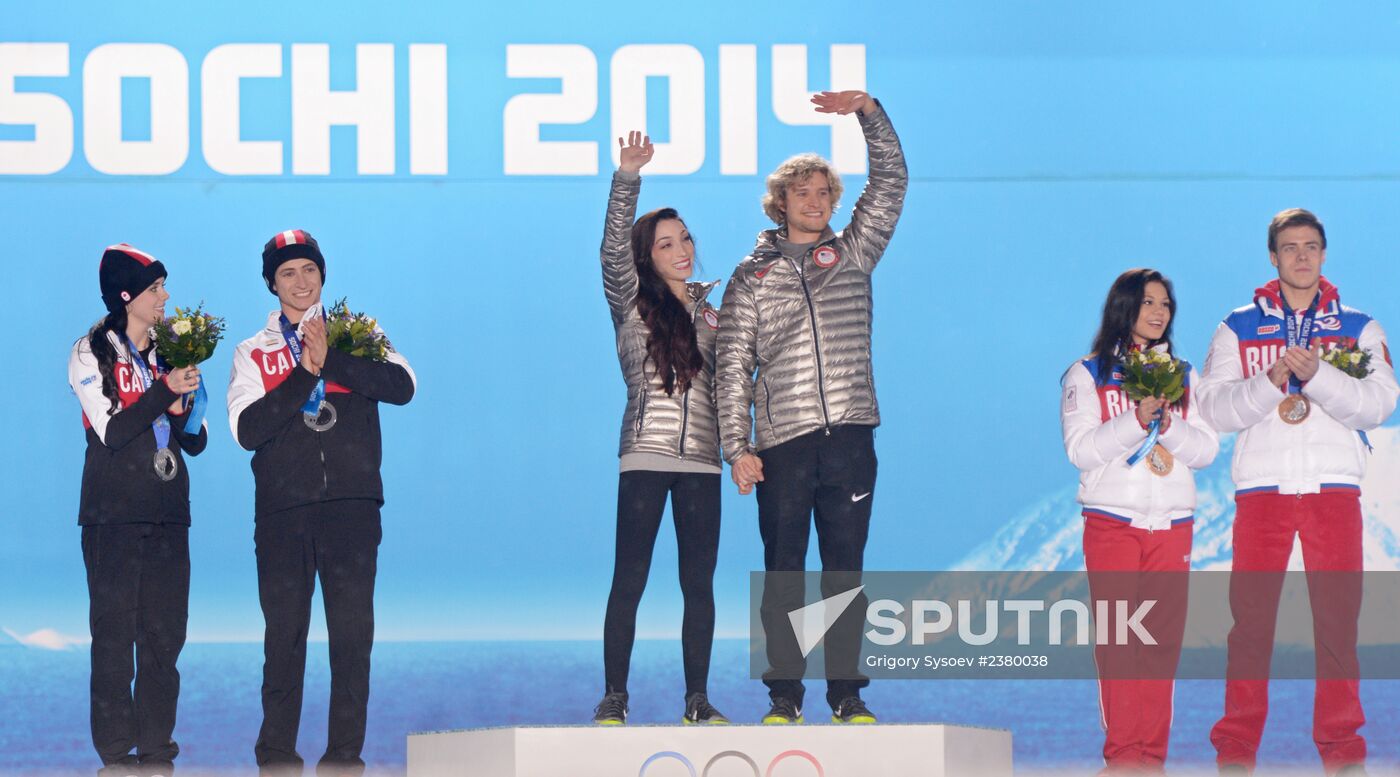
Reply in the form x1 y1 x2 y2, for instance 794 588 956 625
407 723 1012 777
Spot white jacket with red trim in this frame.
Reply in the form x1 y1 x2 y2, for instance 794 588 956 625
1060 345 1220 531
1197 278 1399 496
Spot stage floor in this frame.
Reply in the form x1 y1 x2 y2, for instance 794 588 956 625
407 722 1013 776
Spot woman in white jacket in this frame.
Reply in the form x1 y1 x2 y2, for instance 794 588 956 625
1060 268 1219 775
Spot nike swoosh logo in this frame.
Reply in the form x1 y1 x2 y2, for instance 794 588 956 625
851 492 871 502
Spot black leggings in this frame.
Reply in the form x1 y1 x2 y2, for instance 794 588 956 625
603 470 721 696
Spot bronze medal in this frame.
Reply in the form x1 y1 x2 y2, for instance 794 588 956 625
1278 394 1311 425
1146 444 1174 477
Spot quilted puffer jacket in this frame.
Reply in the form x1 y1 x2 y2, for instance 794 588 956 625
601 170 721 466
716 103 907 462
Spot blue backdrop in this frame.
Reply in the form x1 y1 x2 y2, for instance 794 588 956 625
7 0 1400 641
6 4 1400 764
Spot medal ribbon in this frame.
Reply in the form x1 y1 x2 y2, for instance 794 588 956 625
153 351 209 434
1126 416 1162 468
1281 292 1320 394
122 335 171 452
1281 292 1372 450
183 376 208 434
279 314 326 416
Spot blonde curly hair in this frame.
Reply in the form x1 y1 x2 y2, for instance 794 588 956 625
762 153 844 225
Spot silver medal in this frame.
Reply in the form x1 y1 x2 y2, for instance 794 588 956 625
304 400 337 432
153 448 179 482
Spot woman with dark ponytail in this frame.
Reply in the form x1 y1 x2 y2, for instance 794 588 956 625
1059 268 1219 775
592 131 728 726
67 244 206 775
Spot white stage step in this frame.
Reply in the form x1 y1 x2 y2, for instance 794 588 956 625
407 723 1013 776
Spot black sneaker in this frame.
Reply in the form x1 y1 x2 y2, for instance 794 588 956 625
831 696 877 724
681 692 729 725
762 697 803 725
592 691 628 725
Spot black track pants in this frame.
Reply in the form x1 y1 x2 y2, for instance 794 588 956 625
253 499 381 776
83 522 190 774
756 425 876 711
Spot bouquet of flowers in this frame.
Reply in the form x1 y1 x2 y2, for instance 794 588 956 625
1120 348 1185 476
1323 337 1372 379
153 303 226 368
1120 348 1186 404
324 298 389 362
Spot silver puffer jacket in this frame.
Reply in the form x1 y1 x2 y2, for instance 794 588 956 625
716 105 907 462
601 171 722 466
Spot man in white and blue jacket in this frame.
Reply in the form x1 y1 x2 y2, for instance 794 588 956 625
1197 208 1397 776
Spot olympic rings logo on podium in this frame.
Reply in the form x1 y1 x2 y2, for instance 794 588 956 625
639 749 823 776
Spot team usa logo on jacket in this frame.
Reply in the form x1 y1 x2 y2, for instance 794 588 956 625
813 245 839 268
703 309 719 329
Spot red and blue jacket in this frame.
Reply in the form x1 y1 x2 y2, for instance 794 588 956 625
1061 344 1220 531
1197 277 1398 496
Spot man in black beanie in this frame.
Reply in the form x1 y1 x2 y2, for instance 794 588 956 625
227 229 416 776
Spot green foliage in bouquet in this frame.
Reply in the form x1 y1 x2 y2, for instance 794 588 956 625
1120 348 1186 403
324 298 389 362
153 304 226 368
1323 337 1372 379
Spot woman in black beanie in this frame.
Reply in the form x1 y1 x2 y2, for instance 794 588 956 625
67 243 206 776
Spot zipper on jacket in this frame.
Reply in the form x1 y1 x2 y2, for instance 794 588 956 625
791 254 833 434
763 378 775 428
679 386 690 459
678 301 705 458
318 436 328 498
635 389 647 434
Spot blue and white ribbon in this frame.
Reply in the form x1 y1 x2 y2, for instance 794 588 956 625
279 313 326 415
1126 416 1161 468
122 335 172 451
183 376 208 433
1281 292 1320 394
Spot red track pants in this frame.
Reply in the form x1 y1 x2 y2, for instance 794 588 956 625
1083 514 1192 774
1210 491 1366 775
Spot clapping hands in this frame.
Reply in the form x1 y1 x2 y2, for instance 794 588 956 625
299 313 328 375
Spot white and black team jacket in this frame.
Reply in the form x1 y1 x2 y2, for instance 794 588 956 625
68 330 209 525
227 311 416 518
1060 346 1219 531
